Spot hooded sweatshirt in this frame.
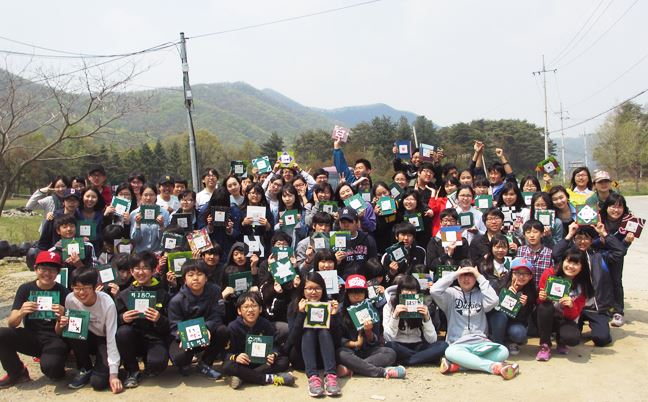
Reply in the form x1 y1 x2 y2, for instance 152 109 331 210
115 277 170 340
429 271 498 344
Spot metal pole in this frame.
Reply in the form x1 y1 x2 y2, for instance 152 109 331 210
179 32 200 191
532 56 556 159
412 125 419 148
542 55 549 159
556 102 569 183
583 131 589 167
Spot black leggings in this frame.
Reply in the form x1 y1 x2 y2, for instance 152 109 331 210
67 333 111 390
536 302 580 347
0 327 67 379
222 355 290 385
115 325 169 374
169 324 229 367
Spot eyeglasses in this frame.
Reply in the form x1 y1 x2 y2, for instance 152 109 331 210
240 304 260 311
512 271 531 277
441 219 457 224
305 287 323 293
72 285 94 293
132 267 151 273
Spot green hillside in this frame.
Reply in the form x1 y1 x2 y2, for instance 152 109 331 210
115 82 336 145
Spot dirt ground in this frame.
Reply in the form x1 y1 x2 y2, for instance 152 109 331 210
1 197 647 402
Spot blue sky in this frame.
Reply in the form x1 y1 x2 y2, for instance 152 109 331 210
2 0 646 138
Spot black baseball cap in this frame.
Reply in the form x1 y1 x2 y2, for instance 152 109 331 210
339 207 358 222
88 165 106 176
158 175 175 185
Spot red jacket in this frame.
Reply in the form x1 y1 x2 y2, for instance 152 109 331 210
99 185 112 207
538 267 585 321
428 197 448 237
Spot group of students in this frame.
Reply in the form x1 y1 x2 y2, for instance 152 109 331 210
0 138 635 397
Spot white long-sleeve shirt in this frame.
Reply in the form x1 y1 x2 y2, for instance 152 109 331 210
65 291 120 375
382 292 438 344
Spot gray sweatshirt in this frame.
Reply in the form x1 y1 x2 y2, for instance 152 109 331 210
429 271 498 345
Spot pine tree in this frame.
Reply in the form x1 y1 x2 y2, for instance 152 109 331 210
167 141 182 177
138 143 156 183
260 131 285 161
153 139 168 175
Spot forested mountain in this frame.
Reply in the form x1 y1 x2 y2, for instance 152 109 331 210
110 82 420 145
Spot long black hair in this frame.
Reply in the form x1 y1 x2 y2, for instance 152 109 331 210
288 271 329 315
529 192 553 219
479 234 509 277
495 181 525 209
390 275 423 332
600 192 629 225
556 249 594 299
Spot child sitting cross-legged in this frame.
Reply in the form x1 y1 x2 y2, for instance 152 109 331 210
223 291 294 389
430 260 520 380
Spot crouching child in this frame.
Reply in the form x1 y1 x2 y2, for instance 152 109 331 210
115 251 170 388
168 261 229 379
57 266 123 393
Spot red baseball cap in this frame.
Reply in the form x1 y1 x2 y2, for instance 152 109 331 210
35 250 63 267
345 274 367 290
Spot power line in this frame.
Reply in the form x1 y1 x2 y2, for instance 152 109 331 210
548 86 648 134
0 34 176 58
568 49 648 108
560 0 640 68
548 0 608 67
186 0 384 40
0 41 179 60
553 70 563 107
26 47 175 85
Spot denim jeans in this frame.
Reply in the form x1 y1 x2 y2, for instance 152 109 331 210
385 340 448 366
301 329 336 377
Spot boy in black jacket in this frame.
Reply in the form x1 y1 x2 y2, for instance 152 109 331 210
168 261 229 379
337 208 377 279
51 214 94 275
0 251 69 387
223 292 293 389
115 251 170 388
425 208 469 270
381 222 427 286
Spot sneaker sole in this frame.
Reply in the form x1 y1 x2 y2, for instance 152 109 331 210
500 364 519 380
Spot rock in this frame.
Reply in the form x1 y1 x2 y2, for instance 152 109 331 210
0 240 10 258
8 244 19 257
18 242 32 256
